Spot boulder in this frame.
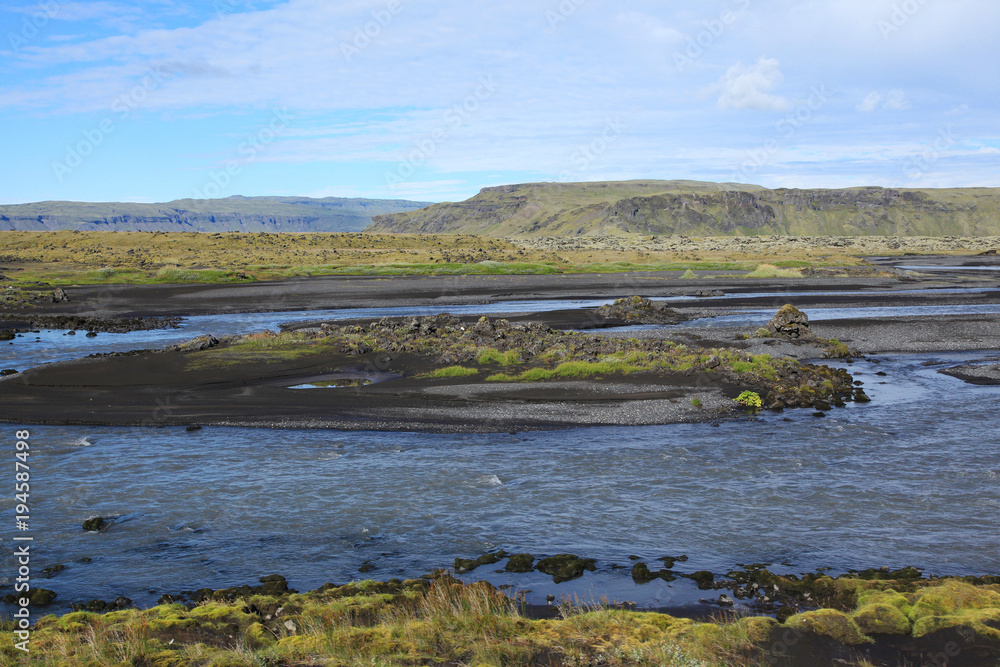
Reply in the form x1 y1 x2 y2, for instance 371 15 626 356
593 296 683 325
170 335 219 352
52 287 70 302
760 304 815 340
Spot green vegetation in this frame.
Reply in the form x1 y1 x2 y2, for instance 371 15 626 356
427 365 480 378
734 391 763 409
475 347 523 365
745 263 802 279
5 574 1000 666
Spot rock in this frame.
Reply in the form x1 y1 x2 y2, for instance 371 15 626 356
170 335 219 352
110 596 132 610
593 296 684 325
535 554 597 583
760 304 816 340
85 599 108 611
82 517 108 532
42 563 66 577
52 287 70 302
0 331 14 341
454 558 479 574
686 570 715 589
0 369 18 376
504 553 535 573
631 562 658 583
283 619 297 633
86 331 98 337
186 425 202 432
358 561 376 573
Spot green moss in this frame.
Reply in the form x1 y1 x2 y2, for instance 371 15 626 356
428 365 480 378
852 603 911 635
785 609 870 645
909 581 1000 639
476 348 522 365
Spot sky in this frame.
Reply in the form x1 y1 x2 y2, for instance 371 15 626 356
1 0 998 204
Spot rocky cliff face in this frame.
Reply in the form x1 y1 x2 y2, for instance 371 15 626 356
367 181 1000 237
0 196 431 233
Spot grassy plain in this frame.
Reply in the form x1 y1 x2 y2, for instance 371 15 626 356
1 231 994 293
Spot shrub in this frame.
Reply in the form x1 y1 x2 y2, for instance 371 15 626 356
734 391 762 409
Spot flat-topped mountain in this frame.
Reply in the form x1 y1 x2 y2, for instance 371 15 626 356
0 196 431 233
366 180 1000 237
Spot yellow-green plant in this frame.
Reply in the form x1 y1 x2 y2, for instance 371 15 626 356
734 391 762 409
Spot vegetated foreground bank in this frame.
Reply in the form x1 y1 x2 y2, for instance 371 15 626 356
0 299 865 431
5 569 1000 666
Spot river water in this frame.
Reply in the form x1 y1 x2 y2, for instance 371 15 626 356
1 297 999 612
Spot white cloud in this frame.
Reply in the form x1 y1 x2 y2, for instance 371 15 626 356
857 89 910 112
882 89 910 110
857 91 881 113
716 57 788 111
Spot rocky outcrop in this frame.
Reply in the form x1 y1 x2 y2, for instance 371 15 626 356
593 296 684 324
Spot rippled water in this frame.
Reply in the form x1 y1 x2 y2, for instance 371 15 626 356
2 350 999 611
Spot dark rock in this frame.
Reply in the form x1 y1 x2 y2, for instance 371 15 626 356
85 599 108 611
504 553 535 573
593 296 684 325
760 304 816 340
86 331 98 337
110 596 132 610
631 562 657 582
186 425 202 432
82 517 108 532
358 561 376 573
169 335 219 352
535 554 597 583
41 563 66 577
686 570 715 589
454 558 479 574
52 287 70 302
0 369 17 376
0 331 14 341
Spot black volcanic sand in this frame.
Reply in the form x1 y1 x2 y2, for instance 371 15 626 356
0 330 746 431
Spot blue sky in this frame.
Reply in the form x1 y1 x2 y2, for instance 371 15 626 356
1 0 998 204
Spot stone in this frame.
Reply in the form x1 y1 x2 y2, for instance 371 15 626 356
504 553 535 573
82 517 107 532
761 304 815 340
52 287 70 302
535 554 597 583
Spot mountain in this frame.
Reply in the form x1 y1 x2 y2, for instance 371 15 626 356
366 180 1000 237
0 196 431 233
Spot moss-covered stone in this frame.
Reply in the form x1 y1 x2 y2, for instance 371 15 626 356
785 608 870 645
535 554 597 583
504 553 535 573
852 603 911 635
909 580 1000 640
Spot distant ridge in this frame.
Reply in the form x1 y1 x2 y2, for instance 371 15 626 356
366 180 1000 237
0 195 432 233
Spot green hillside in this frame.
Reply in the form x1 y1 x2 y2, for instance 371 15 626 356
0 195 430 233
366 180 1000 236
